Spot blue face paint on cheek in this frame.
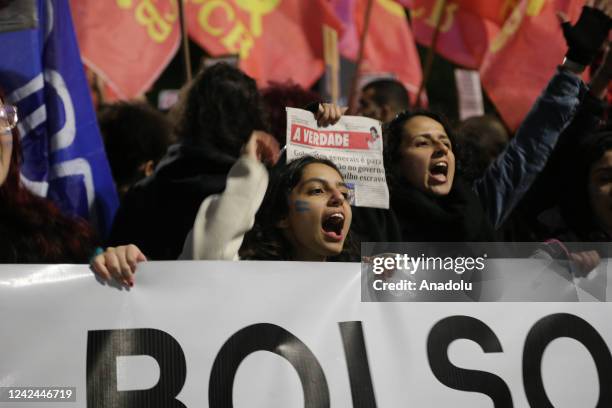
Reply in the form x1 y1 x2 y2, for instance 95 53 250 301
294 200 311 213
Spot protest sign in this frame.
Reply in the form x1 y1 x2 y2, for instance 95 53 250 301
286 107 389 209
1 261 612 407
454 68 484 120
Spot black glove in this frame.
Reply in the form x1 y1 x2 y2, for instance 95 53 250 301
562 6 611 66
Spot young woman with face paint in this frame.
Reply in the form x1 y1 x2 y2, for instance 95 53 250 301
181 103 354 262
91 104 354 286
179 134 354 262
238 154 355 261
0 88 97 262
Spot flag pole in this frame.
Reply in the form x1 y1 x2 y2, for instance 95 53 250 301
178 0 193 84
323 25 340 105
415 0 447 107
348 0 374 112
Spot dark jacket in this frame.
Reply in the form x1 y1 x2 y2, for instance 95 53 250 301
502 86 607 241
391 68 583 242
107 143 236 260
392 178 496 242
474 68 584 229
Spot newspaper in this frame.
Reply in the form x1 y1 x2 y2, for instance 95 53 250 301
286 107 389 209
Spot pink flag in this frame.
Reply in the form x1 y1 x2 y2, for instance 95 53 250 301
332 0 423 103
71 0 180 99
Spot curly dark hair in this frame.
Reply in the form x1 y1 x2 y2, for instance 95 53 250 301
384 108 459 187
240 155 357 261
174 63 267 158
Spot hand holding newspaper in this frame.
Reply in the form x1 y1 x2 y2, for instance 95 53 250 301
286 107 389 209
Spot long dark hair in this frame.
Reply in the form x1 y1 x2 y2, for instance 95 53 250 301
240 155 357 261
174 63 267 158
384 109 462 188
0 89 97 262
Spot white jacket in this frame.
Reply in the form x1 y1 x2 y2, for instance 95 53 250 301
180 157 268 260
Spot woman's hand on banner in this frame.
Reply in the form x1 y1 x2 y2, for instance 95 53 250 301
569 250 601 277
90 244 147 287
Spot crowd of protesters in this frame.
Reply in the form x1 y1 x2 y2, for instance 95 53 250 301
0 2 610 285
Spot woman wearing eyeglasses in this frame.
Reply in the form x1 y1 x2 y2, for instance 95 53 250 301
0 89 97 263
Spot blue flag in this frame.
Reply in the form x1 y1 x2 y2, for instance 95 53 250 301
0 0 118 238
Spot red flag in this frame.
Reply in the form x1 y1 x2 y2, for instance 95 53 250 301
185 0 343 88
333 0 423 104
480 0 584 130
70 0 180 99
412 0 508 69
396 0 414 6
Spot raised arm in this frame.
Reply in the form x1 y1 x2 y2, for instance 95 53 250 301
473 1 611 228
518 49 611 217
180 131 279 260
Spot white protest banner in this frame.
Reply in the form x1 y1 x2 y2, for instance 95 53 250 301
2 261 612 407
286 107 389 209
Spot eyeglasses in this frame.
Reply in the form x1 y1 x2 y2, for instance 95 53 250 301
0 105 18 132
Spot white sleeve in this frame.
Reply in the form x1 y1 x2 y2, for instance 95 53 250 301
179 156 269 260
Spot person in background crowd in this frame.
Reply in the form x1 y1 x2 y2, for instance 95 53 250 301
97 101 173 201
502 35 612 242
553 44 612 243
0 88 97 262
106 63 267 260
533 133 612 274
357 78 410 125
455 115 510 183
91 105 353 285
559 131 612 241
261 81 320 147
384 2 610 242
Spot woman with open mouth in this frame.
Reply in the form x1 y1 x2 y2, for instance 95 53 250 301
383 2 610 242
385 109 498 242
180 104 355 262
91 104 354 285
385 100 578 242
239 152 354 262
183 142 355 262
